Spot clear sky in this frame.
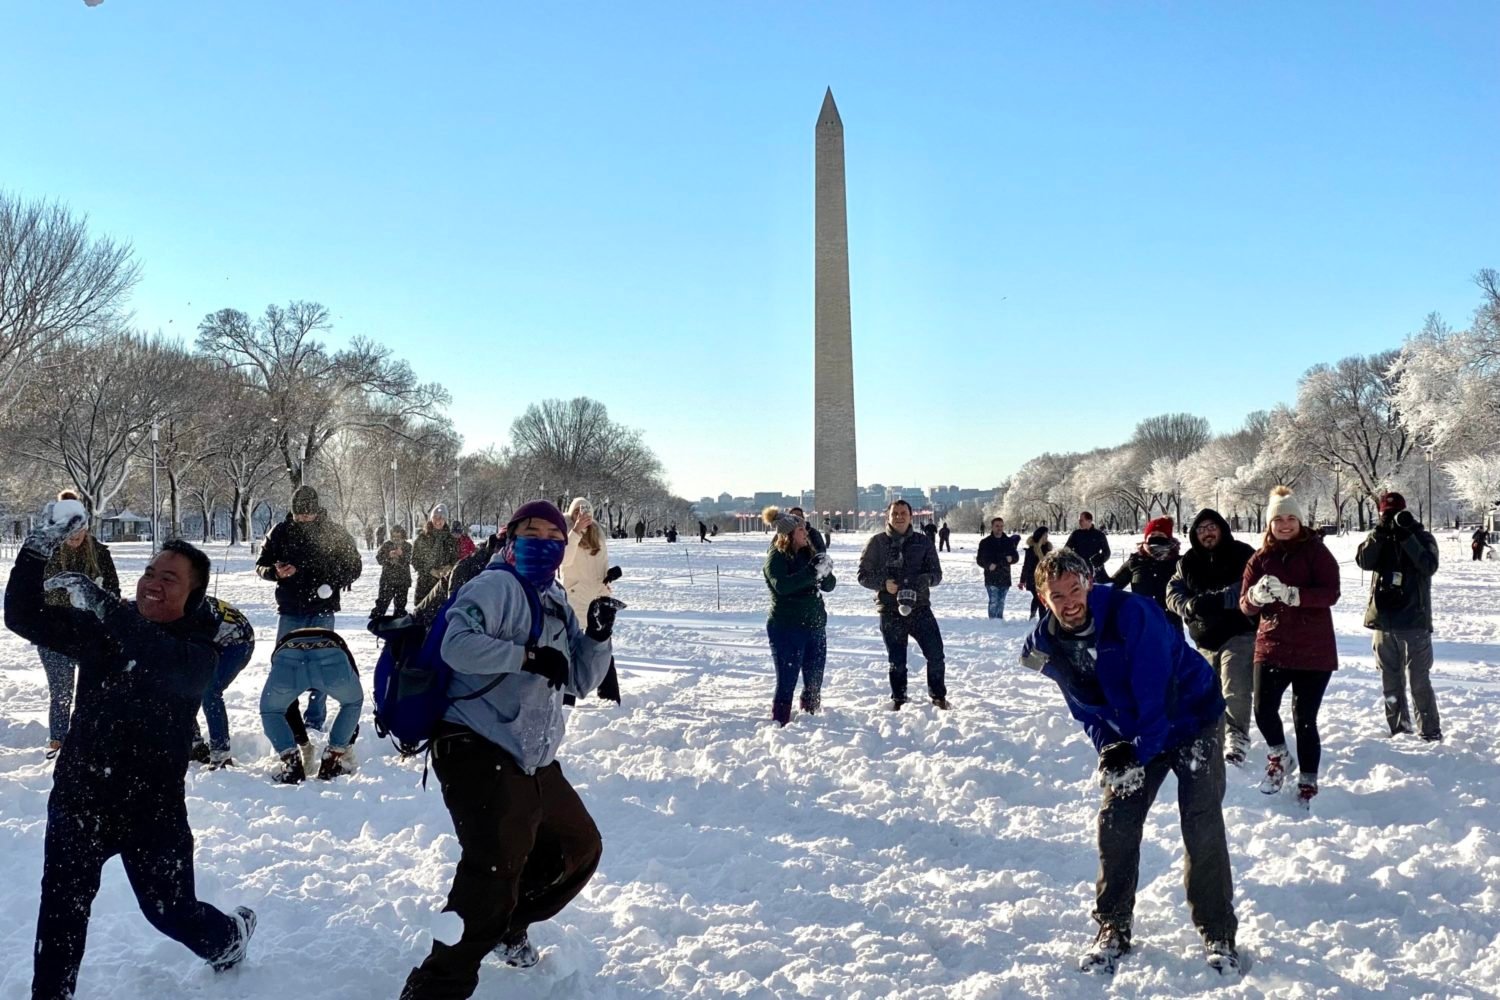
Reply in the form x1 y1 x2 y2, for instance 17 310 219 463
4 2 1496 501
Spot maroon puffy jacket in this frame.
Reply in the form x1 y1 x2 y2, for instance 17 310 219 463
1239 530 1342 671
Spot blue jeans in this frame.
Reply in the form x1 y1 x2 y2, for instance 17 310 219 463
766 623 827 705
986 585 1010 619
38 647 77 743
193 643 254 753
260 638 363 754
277 612 334 730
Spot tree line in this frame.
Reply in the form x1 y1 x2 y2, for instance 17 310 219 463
0 192 692 544
994 270 1500 534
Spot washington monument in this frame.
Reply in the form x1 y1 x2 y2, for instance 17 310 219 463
814 88 858 527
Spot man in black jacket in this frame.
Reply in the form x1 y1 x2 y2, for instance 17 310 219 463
1355 492 1442 741
976 516 1020 619
858 499 948 710
1066 511 1112 584
255 484 362 739
1166 509 1258 765
788 507 827 553
7 512 255 999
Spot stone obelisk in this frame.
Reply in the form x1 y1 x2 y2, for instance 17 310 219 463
814 88 858 529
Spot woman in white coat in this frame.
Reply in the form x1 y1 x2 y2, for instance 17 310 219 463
561 498 623 704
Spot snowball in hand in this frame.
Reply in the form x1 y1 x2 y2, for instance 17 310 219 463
317 583 333 600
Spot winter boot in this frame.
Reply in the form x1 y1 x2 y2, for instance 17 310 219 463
272 748 306 785
889 695 907 711
1224 729 1249 768
930 696 951 711
211 906 258 972
1078 922 1131 974
800 688 821 715
1295 775 1318 812
1205 938 1241 976
189 739 212 765
495 931 540 968
317 745 356 780
1258 746 1295 794
208 749 236 771
298 740 317 775
771 701 792 727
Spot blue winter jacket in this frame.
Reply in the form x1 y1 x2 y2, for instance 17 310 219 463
440 556 613 773
1020 585 1224 762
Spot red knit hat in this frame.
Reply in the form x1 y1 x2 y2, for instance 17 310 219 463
1378 492 1407 515
1144 516 1174 539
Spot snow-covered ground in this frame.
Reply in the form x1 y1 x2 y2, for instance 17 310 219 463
0 530 1495 999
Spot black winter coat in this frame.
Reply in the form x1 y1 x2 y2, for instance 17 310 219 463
1355 521 1439 632
376 539 413 586
857 525 943 612
976 533 1021 587
1165 509 1256 651
412 524 460 591
255 510 363 615
1019 537 1053 592
1111 543 1184 631
1064 526 1111 582
6 548 219 796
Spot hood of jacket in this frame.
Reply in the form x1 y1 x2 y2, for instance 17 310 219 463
1186 508 1235 552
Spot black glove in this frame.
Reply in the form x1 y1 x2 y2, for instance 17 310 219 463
604 565 623 584
1098 741 1145 796
1187 595 1215 619
586 596 626 642
522 644 570 690
596 660 622 704
1393 509 1416 532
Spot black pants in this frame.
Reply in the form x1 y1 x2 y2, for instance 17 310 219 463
33 781 237 1000
879 607 946 700
939 537 950 551
1095 719 1236 943
401 729 602 1000
1254 666 1333 775
372 578 409 616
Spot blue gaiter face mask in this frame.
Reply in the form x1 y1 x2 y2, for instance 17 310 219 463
510 537 566 589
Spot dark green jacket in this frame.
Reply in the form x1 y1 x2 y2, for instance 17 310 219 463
1354 522 1439 632
764 546 836 629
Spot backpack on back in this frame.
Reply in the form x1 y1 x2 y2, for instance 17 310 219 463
372 561 543 757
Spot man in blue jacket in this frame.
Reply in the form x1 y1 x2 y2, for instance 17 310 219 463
6 506 255 999
1020 548 1238 976
400 500 616 1000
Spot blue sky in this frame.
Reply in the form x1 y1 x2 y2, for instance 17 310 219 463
4 2 1496 500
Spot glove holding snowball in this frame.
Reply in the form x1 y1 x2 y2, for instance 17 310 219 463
1098 741 1146 797
811 551 833 581
1265 576 1300 606
1246 576 1279 607
44 572 120 622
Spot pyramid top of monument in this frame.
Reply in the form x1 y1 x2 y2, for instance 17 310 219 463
817 88 842 128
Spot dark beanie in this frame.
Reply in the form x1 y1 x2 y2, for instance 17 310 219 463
1378 491 1407 515
506 500 568 538
291 485 319 515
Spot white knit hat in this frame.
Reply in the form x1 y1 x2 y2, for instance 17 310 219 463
1265 485 1304 523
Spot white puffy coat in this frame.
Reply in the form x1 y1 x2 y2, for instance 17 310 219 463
560 527 611 623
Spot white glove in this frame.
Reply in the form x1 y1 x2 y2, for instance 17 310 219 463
24 500 89 558
812 552 832 580
44 572 118 621
1269 579 1300 606
1246 577 1278 607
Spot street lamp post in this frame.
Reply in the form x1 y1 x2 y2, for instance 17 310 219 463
390 458 399 534
1424 444 1435 526
1332 460 1343 533
456 460 463 525
150 419 159 554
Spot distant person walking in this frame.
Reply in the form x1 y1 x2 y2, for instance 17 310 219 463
1166 509 1258 766
1355 492 1442 741
938 521 951 552
857 499 948 710
1066 511 1112 584
634 519 646 543
372 525 413 618
1019 526 1053 620
1474 526 1489 561
1241 486 1341 810
35 489 119 759
762 507 836 724
1110 517 1183 632
922 520 939 547
976 517 1020 619
699 520 711 543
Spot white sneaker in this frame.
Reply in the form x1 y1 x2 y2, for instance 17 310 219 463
494 933 540 968
211 906 257 972
1259 748 1295 794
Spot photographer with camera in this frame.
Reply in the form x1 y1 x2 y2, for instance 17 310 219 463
1354 492 1442 741
857 498 948 710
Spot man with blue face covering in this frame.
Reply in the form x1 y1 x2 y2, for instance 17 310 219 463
400 500 619 1000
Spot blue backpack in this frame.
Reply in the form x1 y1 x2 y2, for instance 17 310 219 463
372 561 543 757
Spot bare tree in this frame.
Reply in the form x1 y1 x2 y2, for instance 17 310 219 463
0 193 140 413
196 302 449 488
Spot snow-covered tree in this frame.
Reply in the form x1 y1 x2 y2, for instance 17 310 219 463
1443 454 1500 518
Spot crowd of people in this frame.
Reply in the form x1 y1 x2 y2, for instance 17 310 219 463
4 475 1460 994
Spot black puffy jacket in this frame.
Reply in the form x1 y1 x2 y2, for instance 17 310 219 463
1165 508 1256 651
1111 542 1183 631
255 510 363 615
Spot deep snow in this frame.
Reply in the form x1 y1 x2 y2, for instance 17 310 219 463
0 530 1495 999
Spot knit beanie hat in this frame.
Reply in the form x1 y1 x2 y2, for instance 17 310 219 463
506 500 568 539
762 505 801 536
1265 485 1304 523
568 497 594 519
291 485 319 515
1378 491 1407 515
1144 516 1174 539
430 503 448 520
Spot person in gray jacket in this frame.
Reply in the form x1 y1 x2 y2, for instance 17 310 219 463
1355 492 1442 741
400 500 617 1000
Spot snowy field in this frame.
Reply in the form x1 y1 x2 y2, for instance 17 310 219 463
0 530 1496 999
